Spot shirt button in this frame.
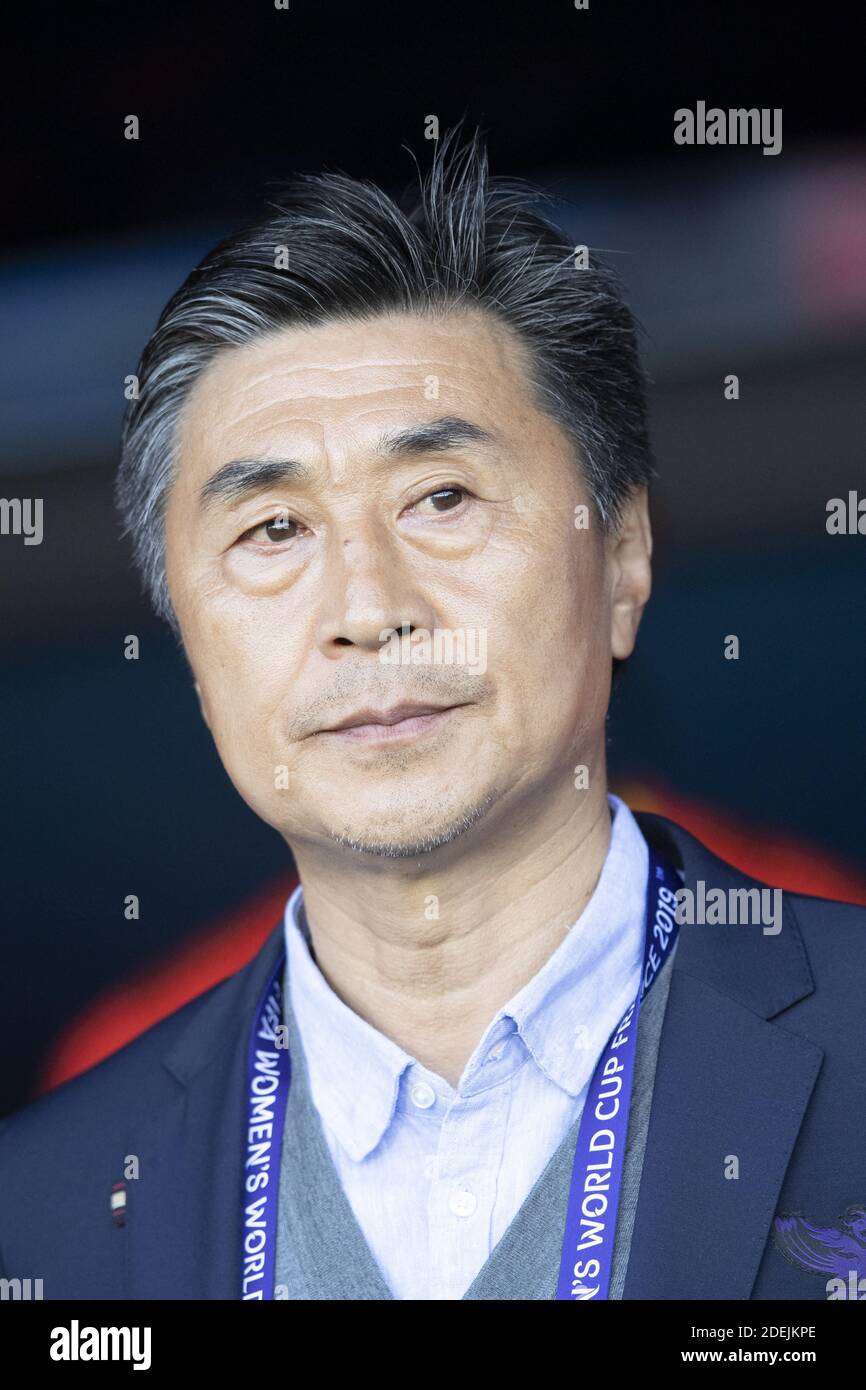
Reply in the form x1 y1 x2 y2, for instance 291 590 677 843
486 1040 506 1063
449 1187 477 1217
410 1081 436 1110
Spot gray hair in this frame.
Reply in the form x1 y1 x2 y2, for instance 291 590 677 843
116 125 655 633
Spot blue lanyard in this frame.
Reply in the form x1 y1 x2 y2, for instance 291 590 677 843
241 849 681 1300
555 849 681 1298
241 956 291 1299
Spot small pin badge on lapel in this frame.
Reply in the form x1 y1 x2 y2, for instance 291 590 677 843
111 1181 127 1227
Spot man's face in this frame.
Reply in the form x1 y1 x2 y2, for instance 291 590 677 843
164 308 650 859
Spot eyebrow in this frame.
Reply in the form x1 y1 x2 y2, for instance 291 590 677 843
197 415 498 511
377 416 496 457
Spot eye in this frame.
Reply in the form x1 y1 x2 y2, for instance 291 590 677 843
412 486 468 515
241 512 303 545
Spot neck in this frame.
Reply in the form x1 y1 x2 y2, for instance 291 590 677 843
288 778 614 1088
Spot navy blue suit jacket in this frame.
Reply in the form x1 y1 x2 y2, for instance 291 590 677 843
1 811 864 1299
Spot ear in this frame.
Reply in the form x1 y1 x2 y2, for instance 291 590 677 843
193 680 211 732
609 488 652 661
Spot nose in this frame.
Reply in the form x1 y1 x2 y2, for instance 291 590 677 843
314 527 439 657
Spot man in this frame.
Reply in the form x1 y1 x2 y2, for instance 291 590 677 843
1 129 863 1302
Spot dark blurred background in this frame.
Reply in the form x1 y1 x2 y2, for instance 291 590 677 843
2 0 864 1116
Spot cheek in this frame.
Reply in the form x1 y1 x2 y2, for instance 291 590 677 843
193 628 287 770
501 525 606 648
491 540 608 720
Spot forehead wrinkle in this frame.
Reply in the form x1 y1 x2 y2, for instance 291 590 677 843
241 356 453 381
199 348 483 414
193 303 528 410
213 348 473 389
210 382 447 434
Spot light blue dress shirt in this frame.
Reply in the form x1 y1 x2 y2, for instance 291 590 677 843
282 792 650 1301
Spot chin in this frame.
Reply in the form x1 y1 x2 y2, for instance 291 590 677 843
323 788 501 860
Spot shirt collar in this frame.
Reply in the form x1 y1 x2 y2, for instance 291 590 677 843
492 793 648 1096
283 792 649 1162
284 890 414 1162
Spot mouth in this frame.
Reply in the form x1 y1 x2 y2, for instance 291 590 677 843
316 703 468 744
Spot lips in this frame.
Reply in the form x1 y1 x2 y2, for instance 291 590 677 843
323 702 460 733
315 700 467 745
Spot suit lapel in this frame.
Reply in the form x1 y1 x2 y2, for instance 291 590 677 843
622 813 824 1299
126 920 286 1300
